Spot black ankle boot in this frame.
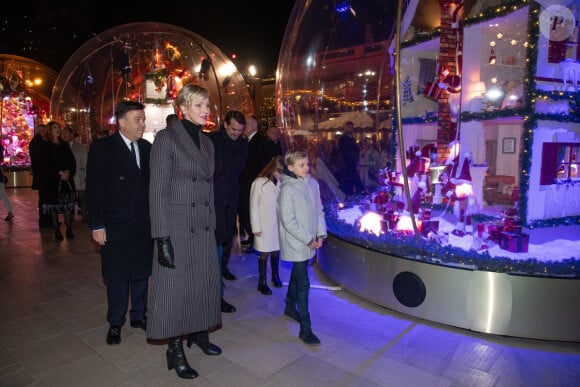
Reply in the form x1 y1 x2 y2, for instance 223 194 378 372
270 256 283 288
166 337 198 379
66 227 74 239
186 330 221 355
257 259 272 295
54 228 63 241
299 321 321 346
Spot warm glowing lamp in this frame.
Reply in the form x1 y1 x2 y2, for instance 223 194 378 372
472 81 486 97
469 81 487 112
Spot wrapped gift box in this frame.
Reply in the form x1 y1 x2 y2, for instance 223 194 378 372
477 222 504 241
374 192 389 204
503 218 522 233
420 220 439 237
502 208 518 219
499 232 529 253
382 211 399 231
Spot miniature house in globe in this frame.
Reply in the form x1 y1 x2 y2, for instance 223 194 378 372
50 22 252 144
277 0 580 342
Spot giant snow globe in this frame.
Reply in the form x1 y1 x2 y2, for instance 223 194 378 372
50 22 252 144
276 0 580 342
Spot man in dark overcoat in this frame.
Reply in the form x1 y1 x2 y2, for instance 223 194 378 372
207 110 248 311
85 101 153 345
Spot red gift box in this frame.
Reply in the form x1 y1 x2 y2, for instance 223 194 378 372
499 232 529 253
382 212 399 231
477 222 504 241
420 220 439 237
424 81 443 100
374 192 388 204
503 208 518 219
503 219 522 233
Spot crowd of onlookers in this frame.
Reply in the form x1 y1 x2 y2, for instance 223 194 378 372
9 97 401 380
23 84 327 380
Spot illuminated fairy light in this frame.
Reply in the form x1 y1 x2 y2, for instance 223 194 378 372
358 212 383 237
396 215 420 233
455 183 474 199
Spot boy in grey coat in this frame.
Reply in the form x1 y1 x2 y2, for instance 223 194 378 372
277 149 327 346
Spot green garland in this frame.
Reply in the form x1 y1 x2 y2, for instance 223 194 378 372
325 207 580 277
401 115 439 124
460 108 526 122
517 0 540 226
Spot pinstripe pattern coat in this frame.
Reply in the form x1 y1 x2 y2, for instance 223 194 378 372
146 121 221 340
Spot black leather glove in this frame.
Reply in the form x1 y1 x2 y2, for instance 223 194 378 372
156 237 175 269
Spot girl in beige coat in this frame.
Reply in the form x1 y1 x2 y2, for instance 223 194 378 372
250 157 284 295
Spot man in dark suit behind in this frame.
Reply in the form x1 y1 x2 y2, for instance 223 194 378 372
86 100 154 345
238 121 282 251
207 110 247 311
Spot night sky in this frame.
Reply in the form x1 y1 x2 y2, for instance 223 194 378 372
0 0 455 77
0 1 296 76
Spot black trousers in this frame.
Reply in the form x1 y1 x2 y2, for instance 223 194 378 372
106 276 148 326
237 185 252 242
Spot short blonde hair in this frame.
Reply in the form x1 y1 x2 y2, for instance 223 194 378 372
284 149 308 166
175 84 209 110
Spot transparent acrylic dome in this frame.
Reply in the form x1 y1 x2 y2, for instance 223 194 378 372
50 22 252 144
276 0 398 193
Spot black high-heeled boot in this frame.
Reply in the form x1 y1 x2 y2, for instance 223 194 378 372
271 255 283 288
64 209 74 239
166 336 198 379
258 258 272 295
51 213 63 241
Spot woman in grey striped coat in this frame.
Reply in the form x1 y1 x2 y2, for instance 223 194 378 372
147 84 222 379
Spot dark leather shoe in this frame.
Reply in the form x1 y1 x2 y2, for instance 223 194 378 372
284 306 300 322
186 333 222 355
130 319 147 331
240 239 252 246
299 330 321 346
221 298 236 313
222 266 237 281
106 326 121 345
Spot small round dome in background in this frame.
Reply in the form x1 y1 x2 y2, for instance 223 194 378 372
50 22 252 144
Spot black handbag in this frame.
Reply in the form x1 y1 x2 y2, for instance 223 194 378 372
58 180 76 204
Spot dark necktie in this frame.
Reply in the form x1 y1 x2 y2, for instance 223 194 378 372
130 142 139 168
